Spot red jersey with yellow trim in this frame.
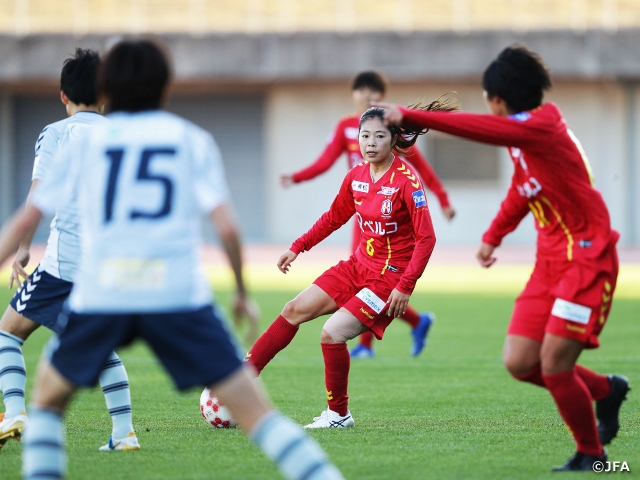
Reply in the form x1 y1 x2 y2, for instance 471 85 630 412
400 103 618 262
291 114 451 209
290 156 436 294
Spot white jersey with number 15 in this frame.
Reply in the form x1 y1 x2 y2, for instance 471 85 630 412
33 110 230 313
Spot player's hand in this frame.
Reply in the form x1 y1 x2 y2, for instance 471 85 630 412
387 288 410 318
279 174 294 189
477 242 497 268
232 292 261 345
277 250 298 274
442 206 456 221
9 248 30 290
370 102 404 126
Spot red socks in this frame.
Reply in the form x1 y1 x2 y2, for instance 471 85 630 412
513 365 545 387
246 315 298 374
399 306 420 328
322 343 350 416
358 331 374 349
543 370 603 457
513 364 611 401
575 365 611 401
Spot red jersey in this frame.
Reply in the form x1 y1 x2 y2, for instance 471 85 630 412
291 114 451 209
290 156 436 294
400 103 618 262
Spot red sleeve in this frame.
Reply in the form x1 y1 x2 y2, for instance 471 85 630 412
290 173 356 254
396 184 437 295
402 146 451 209
481 176 530 247
291 121 347 183
400 107 552 149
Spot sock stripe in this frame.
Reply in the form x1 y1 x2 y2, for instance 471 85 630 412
0 331 24 345
275 436 305 464
0 346 22 355
108 406 132 416
298 460 329 480
101 359 123 370
27 440 63 450
3 389 25 398
0 366 27 377
101 381 130 394
28 471 62 480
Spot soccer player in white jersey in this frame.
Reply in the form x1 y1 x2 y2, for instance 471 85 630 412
0 49 139 452
0 39 343 480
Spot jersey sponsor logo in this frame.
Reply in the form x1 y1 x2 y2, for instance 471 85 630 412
345 127 359 140
551 298 592 325
381 199 392 215
412 190 427 208
509 112 531 122
356 213 398 235
579 239 592 248
356 288 386 314
99 258 167 290
352 180 369 193
378 186 399 196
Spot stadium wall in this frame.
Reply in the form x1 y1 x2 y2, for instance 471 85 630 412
0 30 639 246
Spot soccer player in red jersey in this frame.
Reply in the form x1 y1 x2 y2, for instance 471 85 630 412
281 71 455 359
247 101 455 428
376 45 630 471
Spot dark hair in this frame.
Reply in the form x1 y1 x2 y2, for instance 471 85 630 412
97 39 172 113
60 48 100 106
351 71 388 94
482 44 552 113
359 94 459 154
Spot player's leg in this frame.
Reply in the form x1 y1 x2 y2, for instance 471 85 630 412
540 334 607 470
350 330 375 358
246 284 337 374
22 360 77 480
97 351 138 451
0 306 39 448
305 310 365 428
145 307 344 480
404 306 434 357
213 365 343 480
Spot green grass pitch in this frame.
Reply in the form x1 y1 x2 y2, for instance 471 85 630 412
1 289 638 479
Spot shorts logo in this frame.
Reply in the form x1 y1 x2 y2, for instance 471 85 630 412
381 199 392 215
356 288 386 314
359 307 374 320
551 298 592 325
378 186 399 196
412 190 426 208
352 181 369 193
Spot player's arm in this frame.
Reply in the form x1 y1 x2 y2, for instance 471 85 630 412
8 179 43 288
376 103 549 149
280 174 356 273
477 176 531 268
402 146 455 220
388 184 437 318
0 204 43 276
281 122 347 186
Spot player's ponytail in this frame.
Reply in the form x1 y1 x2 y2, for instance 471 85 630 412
360 94 459 154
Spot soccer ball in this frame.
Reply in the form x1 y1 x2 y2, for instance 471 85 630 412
200 387 236 428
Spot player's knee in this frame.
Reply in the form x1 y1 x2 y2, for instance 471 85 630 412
503 354 535 378
320 329 337 344
281 299 312 325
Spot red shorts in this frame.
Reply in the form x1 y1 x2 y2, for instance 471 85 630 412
508 244 618 349
314 256 400 340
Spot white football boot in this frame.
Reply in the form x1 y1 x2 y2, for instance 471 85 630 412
304 409 354 429
0 412 28 449
99 431 141 451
